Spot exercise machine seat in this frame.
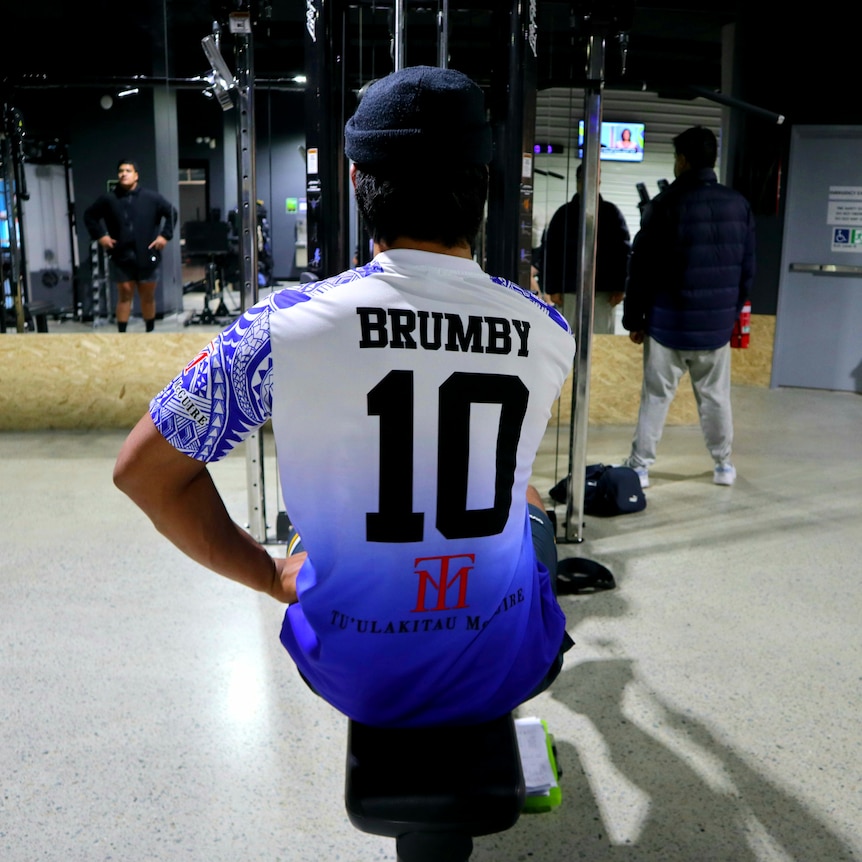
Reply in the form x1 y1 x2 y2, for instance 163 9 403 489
345 712 525 861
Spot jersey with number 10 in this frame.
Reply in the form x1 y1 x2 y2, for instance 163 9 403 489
150 249 575 727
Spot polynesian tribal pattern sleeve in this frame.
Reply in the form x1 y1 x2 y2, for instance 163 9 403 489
489 273 571 329
149 290 306 461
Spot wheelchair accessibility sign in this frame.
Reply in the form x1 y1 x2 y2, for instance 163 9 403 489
832 228 862 252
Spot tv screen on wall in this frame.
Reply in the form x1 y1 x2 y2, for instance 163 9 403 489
578 121 645 162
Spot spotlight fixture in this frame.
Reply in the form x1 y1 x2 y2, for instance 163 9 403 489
201 34 236 111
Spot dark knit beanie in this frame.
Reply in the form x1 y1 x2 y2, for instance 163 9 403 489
344 66 492 166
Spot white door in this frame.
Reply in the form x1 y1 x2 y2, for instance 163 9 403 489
772 125 862 393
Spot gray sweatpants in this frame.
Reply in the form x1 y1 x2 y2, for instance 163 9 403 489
629 337 733 467
562 291 618 335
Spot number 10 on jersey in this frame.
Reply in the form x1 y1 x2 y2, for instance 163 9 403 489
366 370 528 543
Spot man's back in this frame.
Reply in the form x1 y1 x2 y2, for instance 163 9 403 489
621 126 753 486
268 250 574 726
542 193 631 297
625 167 755 351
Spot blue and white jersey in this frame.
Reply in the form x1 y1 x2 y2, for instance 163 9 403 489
151 249 575 727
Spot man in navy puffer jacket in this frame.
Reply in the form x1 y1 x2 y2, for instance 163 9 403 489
622 126 755 488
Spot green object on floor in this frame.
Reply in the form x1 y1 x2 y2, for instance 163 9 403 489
517 718 562 813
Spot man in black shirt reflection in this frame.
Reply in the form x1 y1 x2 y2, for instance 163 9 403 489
84 160 176 332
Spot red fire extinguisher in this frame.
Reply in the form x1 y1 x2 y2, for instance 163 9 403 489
731 300 751 349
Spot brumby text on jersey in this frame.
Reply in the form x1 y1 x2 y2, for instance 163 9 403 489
356 306 531 356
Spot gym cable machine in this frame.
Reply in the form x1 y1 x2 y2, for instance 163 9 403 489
218 0 669 560
300 0 617 560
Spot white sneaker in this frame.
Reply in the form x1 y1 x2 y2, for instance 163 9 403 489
713 462 737 486
622 458 649 489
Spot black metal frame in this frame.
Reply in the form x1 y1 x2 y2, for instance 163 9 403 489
303 0 350 279
302 0 540 289
485 0 538 289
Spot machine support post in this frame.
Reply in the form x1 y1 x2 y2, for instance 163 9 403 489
563 0 635 542
564 32 604 543
392 0 405 70
437 0 449 68
227 8 268 542
561 3 637 543
304 0 348 279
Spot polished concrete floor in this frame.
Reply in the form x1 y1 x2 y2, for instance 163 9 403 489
1 384 861 861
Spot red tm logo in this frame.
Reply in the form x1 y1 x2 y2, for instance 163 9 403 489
412 553 474 612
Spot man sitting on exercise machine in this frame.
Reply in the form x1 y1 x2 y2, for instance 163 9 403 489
114 66 576 728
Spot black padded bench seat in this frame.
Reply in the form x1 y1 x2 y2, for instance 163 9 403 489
345 713 525 862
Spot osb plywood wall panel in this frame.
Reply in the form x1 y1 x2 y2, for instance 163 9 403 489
0 333 213 432
556 315 775 426
0 317 775 432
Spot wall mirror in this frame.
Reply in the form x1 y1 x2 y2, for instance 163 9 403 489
1 1 308 335
2 2 723 338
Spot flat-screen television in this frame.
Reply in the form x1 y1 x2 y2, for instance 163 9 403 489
578 121 644 162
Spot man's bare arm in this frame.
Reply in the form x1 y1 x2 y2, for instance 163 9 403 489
114 413 303 602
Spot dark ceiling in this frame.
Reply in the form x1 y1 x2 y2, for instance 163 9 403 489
4 3 853 130
2 2 737 95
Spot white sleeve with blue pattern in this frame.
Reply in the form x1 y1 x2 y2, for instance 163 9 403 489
149 289 308 461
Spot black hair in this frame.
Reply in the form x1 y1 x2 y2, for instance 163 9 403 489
672 126 717 170
116 160 140 173
352 163 489 249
